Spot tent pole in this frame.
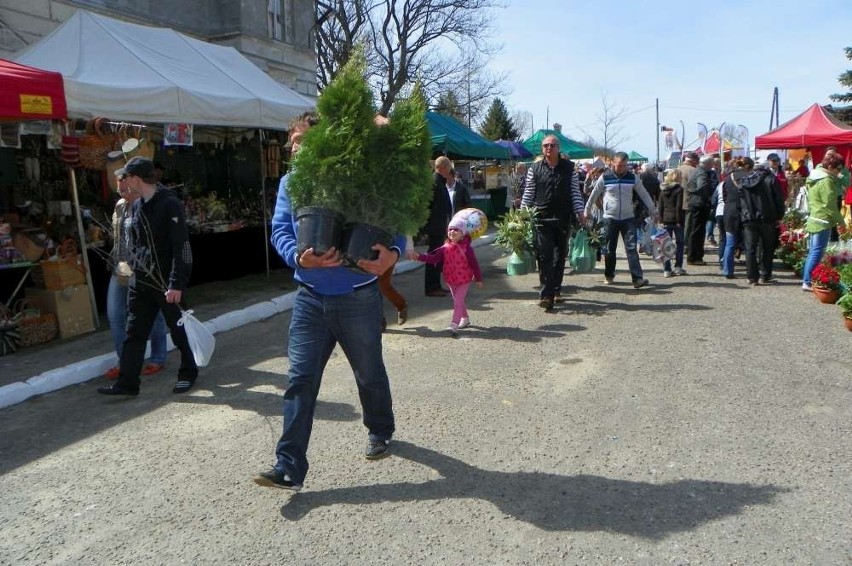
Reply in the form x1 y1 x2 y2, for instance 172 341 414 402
68 165 100 330
258 128 270 279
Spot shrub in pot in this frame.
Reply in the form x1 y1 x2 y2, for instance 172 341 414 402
287 52 432 271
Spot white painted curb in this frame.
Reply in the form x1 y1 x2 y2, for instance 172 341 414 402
0 235 494 410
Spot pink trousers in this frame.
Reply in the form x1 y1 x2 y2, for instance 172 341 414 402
448 282 470 324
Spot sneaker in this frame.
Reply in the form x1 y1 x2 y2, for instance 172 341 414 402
802 283 813 291
538 297 554 311
673 267 687 276
603 277 614 285
458 317 470 329
633 278 649 289
663 271 673 278
760 276 774 285
104 366 120 380
447 323 459 335
142 363 164 376
397 306 407 326
748 279 760 286
365 438 390 460
254 468 303 491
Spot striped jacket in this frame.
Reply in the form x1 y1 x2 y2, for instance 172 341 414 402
584 170 655 221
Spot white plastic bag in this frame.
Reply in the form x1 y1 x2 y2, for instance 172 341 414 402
177 309 215 367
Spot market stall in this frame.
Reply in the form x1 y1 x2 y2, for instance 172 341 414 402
11 9 314 294
755 103 852 164
522 129 594 160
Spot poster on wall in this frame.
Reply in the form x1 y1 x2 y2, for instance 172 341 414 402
164 123 193 146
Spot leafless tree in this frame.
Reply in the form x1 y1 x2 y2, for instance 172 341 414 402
314 0 508 118
578 90 630 155
512 110 533 140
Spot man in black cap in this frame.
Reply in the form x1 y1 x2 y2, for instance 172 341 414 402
98 156 198 396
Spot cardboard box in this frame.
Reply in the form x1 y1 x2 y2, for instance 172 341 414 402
26 285 95 339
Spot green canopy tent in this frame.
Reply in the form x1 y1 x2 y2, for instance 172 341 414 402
627 150 648 163
522 129 594 159
426 111 510 160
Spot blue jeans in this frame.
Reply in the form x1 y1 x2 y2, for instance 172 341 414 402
662 223 685 272
721 232 739 277
106 274 167 364
802 229 831 285
603 217 644 281
274 283 395 484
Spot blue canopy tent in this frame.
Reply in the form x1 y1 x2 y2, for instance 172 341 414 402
494 139 533 159
426 112 510 160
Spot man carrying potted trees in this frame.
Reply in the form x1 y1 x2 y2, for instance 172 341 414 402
256 55 432 491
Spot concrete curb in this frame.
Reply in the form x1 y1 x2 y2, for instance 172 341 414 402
0 236 495 409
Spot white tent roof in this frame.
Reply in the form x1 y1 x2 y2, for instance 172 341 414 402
14 10 314 129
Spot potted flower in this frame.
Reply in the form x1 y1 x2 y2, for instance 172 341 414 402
810 262 841 303
494 207 535 275
287 51 432 270
837 293 852 331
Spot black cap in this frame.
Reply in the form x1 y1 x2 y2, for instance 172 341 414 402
115 156 156 181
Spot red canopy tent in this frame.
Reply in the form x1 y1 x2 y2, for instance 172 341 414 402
0 58 67 120
755 103 852 164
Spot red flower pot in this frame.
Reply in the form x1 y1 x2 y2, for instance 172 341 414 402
844 316 852 332
812 286 840 304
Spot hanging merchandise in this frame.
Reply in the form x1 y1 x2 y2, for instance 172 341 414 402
78 118 114 170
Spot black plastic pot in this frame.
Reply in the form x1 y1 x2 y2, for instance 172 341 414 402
340 222 394 273
295 206 344 256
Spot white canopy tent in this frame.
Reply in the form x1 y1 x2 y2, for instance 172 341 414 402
14 9 314 128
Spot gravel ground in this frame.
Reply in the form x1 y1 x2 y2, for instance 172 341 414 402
0 243 850 565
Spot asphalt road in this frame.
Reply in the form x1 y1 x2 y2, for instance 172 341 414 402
1 243 850 565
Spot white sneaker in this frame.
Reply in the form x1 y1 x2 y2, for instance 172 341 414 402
447 323 459 335
458 318 470 329
673 267 687 276
663 271 673 278
802 283 812 291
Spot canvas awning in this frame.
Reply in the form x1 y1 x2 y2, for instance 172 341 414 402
627 151 648 163
755 103 852 151
0 58 67 120
426 112 510 160
494 139 533 159
522 130 594 159
14 10 313 129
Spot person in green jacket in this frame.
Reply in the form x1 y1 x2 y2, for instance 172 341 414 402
802 153 846 290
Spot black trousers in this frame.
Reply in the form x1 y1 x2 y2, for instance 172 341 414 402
534 221 569 299
424 231 445 293
686 207 709 262
117 280 197 390
742 222 778 282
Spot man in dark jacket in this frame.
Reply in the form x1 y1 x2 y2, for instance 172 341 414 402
686 155 718 265
423 156 457 297
521 135 585 310
739 165 785 284
98 156 198 396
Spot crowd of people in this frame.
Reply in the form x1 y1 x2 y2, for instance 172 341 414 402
94 110 848 492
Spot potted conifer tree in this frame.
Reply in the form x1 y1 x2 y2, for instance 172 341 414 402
287 51 432 271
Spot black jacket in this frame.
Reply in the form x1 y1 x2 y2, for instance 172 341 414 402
129 186 193 291
426 172 452 233
687 168 717 209
448 180 471 216
737 168 785 225
657 184 685 224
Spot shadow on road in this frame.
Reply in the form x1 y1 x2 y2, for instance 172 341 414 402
388 323 585 342
280 441 786 540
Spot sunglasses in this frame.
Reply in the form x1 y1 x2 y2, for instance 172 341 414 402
542 143 558 148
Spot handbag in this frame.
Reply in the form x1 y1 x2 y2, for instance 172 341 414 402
13 298 58 347
569 229 595 273
78 118 114 170
177 309 215 367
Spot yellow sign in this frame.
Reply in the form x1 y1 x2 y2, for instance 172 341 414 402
19 94 53 115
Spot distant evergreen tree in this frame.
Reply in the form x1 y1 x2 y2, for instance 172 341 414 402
433 92 466 124
478 98 519 141
829 46 852 124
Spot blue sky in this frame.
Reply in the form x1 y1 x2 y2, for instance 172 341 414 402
489 0 852 161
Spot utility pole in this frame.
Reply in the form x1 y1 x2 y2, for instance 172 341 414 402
655 98 660 166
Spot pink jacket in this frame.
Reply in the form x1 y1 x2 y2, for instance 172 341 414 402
418 236 482 286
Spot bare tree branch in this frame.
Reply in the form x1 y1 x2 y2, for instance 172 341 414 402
315 0 508 118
